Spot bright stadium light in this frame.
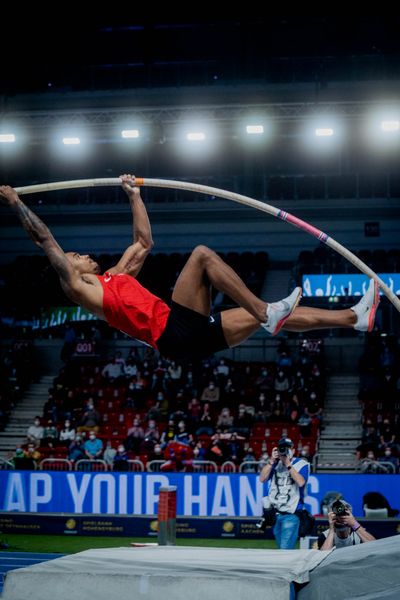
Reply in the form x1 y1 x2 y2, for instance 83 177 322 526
52 129 89 159
364 107 400 150
175 122 219 160
121 129 140 138
186 132 206 141
246 125 264 135
62 137 81 145
381 120 399 132
0 133 16 143
315 128 334 137
301 117 344 153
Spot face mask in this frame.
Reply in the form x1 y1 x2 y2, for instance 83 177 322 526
89 435 96 440
34 421 40 426
310 393 316 400
385 450 391 456
278 372 284 377
301 450 308 456
65 422 70 427
209 385 215 390
118 447 125 453
367 454 374 459
262 370 267 376
88 405 94 411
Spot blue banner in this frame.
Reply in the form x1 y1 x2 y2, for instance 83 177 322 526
302 273 400 297
0 472 399 517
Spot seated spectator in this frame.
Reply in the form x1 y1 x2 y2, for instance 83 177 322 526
208 433 226 465
168 361 182 389
222 378 238 407
356 420 380 459
274 370 290 398
193 441 207 461
146 396 163 421
126 418 145 453
298 444 312 462
277 352 292 370
360 450 387 473
144 419 160 443
254 393 270 422
187 398 202 429
232 404 253 436
226 432 243 464
298 412 312 437
241 448 258 473
26 417 44 445
160 420 176 447
103 440 117 467
77 400 101 434
12 447 36 470
379 419 397 449
258 450 270 469
148 443 164 462
217 407 233 431
113 445 129 471
306 393 323 421
174 420 192 446
201 382 220 404
255 366 274 393
102 356 123 382
378 447 399 472
42 419 58 447
196 403 214 436
124 358 138 378
59 419 76 446
24 443 41 467
68 436 86 463
84 431 103 460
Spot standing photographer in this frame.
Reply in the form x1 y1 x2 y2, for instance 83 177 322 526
259 437 310 549
318 500 375 550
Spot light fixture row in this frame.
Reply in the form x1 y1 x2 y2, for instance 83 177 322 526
0 121 399 145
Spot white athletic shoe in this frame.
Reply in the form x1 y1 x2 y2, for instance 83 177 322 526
351 279 380 332
261 286 302 336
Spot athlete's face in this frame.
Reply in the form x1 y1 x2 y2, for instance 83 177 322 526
66 252 101 274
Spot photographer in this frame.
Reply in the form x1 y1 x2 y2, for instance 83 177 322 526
318 500 376 550
259 437 309 549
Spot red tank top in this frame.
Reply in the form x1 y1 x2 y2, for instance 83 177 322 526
96 272 171 349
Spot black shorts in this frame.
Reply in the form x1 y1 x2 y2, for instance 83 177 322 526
156 300 229 360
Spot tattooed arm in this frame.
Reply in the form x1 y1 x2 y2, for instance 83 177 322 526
0 186 82 299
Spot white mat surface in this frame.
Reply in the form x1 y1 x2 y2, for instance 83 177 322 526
2 545 330 600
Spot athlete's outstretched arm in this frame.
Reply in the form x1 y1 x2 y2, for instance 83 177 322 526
108 174 154 277
0 185 83 299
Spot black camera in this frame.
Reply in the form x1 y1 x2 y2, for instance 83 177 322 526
277 438 293 456
331 499 348 517
278 444 291 456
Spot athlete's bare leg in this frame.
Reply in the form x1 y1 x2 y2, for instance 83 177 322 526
172 245 267 322
220 306 356 348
